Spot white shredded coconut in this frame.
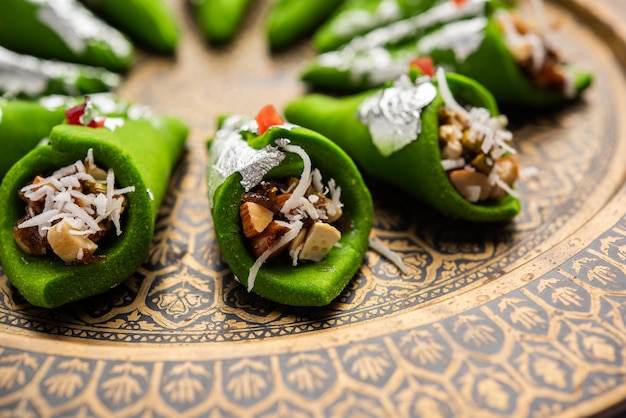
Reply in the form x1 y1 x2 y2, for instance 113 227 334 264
519 166 539 178
244 141 345 291
436 68 469 119
368 237 408 275
289 244 303 267
437 68 518 199
326 178 343 218
441 158 466 171
496 179 520 199
279 141 313 217
247 220 303 292
312 168 324 193
18 148 134 243
495 9 552 81
104 117 125 131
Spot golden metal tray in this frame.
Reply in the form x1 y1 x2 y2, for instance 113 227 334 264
1 0 625 416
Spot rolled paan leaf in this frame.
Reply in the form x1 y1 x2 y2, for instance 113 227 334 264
1 96 75 180
79 0 180 54
0 46 121 99
286 69 521 222
313 0 441 53
0 0 135 73
207 106 374 306
266 0 345 51
302 0 592 107
0 100 188 308
0 94 137 179
191 0 252 45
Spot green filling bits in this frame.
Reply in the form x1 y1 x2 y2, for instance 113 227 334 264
0 114 188 308
0 0 135 73
285 72 521 222
191 0 252 45
208 117 374 306
80 0 180 54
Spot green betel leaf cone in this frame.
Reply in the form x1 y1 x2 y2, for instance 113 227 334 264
0 98 72 179
0 0 135 72
0 47 121 99
285 72 521 223
0 94 140 180
420 15 593 108
266 0 344 51
0 117 188 308
79 0 180 54
301 0 593 108
312 0 441 53
208 121 374 306
192 0 252 45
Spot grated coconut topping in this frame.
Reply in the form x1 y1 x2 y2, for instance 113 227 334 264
18 148 134 240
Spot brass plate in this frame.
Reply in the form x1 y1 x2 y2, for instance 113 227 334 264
1 0 626 416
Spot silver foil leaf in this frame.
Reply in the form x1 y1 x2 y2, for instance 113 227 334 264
417 17 488 62
347 0 488 53
357 75 437 157
314 0 488 87
317 0 488 69
32 0 132 56
207 116 285 207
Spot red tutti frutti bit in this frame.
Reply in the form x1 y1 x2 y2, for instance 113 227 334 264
409 57 435 76
65 97 106 128
255 104 284 135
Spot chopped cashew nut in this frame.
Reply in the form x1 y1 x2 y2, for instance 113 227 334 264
13 149 133 264
46 218 98 263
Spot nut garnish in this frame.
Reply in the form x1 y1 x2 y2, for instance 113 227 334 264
249 220 291 258
449 169 492 203
240 201 274 238
13 148 134 264
436 73 519 204
46 218 98 263
495 10 567 93
240 171 343 266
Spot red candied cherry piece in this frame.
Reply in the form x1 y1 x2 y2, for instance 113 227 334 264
256 105 284 135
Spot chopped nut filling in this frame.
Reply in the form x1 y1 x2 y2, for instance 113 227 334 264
496 10 569 93
13 149 134 264
240 172 343 266
438 107 519 203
